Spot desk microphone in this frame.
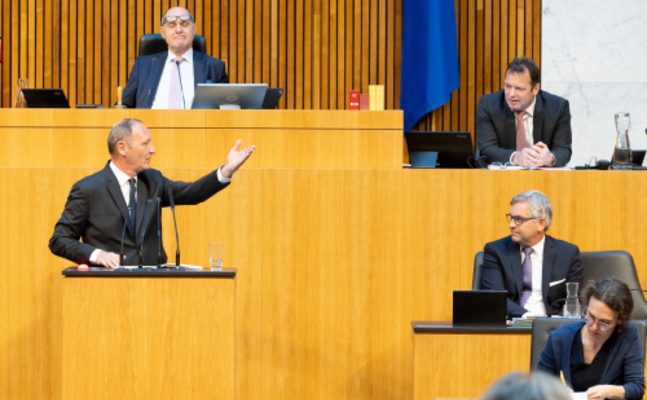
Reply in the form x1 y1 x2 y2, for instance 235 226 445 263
146 57 157 108
138 199 153 268
175 60 186 109
167 186 181 267
156 197 162 268
119 215 128 268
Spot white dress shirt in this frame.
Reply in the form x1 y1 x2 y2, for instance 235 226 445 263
509 97 537 163
152 48 196 109
520 234 546 316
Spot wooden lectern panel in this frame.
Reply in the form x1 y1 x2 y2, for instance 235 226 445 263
413 332 530 400
62 277 235 400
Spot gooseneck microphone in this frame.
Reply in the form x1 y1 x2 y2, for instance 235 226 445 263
175 60 186 109
119 215 128 268
156 197 162 268
138 199 153 268
146 57 157 108
167 186 181 267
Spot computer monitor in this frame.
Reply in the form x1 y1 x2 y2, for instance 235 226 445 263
405 131 474 169
191 83 268 109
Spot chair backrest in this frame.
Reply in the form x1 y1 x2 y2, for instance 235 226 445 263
139 34 207 57
581 250 647 320
472 251 484 290
530 318 647 370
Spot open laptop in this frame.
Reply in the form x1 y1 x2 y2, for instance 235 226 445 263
262 88 284 109
405 131 474 168
22 89 70 108
452 290 507 328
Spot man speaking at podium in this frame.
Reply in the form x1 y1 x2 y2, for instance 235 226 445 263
49 118 254 268
121 6 229 109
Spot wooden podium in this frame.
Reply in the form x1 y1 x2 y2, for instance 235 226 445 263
61 268 236 400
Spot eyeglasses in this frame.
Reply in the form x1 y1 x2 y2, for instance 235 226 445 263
581 310 616 332
162 14 195 28
505 214 537 226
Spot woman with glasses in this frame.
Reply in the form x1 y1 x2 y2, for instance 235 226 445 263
536 278 645 400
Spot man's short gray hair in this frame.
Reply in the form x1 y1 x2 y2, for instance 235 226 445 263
479 371 571 400
108 118 142 155
510 190 553 230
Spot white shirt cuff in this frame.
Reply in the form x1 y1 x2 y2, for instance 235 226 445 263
217 165 231 183
89 249 103 263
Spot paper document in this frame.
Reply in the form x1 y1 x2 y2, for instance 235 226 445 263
570 392 587 400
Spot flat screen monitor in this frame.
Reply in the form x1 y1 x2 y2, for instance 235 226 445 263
191 83 268 110
405 131 474 169
22 89 70 108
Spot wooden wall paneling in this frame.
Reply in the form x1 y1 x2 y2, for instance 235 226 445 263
352 0 360 96
286 0 295 109
368 0 377 90
385 0 394 110
329 0 337 110
492 0 500 91
295 0 303 109
77 0 84 105
312 0 320 109
499 0 508 96
320 0 329 109
394 0 402 109
36 0 43 88
253 0 262 84
336 0 344 109
237 0 246 82
220 0 229 82
3 0 11 103
101 0 110 106
18 0 25 91
303 0 312 109
360 0 368 93
378 0 386 107
344 0 353 108
533 0 541 63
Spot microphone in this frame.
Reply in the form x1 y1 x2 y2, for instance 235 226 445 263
146 57 157 108
175 60 186 109
167 185 181 267
156 197 162 268
119 215 128 268
138 199 153 268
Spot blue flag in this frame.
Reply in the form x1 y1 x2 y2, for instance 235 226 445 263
400 0 459 131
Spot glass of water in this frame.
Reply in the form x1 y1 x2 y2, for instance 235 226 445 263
209 242 223 270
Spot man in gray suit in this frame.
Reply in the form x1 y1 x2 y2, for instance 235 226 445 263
481 190 583 318
49 118 254 268
476 57 572 167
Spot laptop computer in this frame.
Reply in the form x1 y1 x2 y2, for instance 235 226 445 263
405 131 474 168
452 290 507 328
21 89 70 108
262 88 284 109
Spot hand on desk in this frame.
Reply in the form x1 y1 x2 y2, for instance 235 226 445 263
96 251 121 269
514 142 555 167
221 140 256 179
586 384 624 400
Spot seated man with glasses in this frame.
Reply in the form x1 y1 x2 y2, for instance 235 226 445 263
481 190 583 318
537 278 645 400
121 6 229 109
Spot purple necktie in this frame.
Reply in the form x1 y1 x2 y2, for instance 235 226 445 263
168 56 185 109
520 247 533 307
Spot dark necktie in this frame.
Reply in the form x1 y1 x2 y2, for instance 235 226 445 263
169 56 185 109
129 178 137 234
520 247 533 307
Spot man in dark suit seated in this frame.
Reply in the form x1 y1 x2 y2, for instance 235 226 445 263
121 6 228 109
481 190 583 317
476 57 572 167
49 118 254 268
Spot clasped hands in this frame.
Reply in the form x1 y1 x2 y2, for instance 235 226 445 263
513 142 555 167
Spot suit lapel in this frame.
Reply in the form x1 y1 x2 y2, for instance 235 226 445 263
102 163 134 237
193 51 205 88
507 238 524 297
502 95 517 149
148 53 167 108
542 235 555 308
533 92 545 144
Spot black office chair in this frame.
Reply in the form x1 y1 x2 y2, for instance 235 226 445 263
472 251 484 290
139 33 207 56
581 251 647 320
530 317 647 370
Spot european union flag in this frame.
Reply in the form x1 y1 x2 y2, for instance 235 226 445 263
401 0 459 131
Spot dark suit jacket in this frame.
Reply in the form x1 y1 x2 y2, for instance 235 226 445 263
475 90 573 166
49 162 229 266
481 235 583 317
537 321 645 400
120 50 229 109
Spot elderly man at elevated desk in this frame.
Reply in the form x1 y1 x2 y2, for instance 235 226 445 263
49 118 254 268
476 56 572 167
481 190 583 318
121 6 229 109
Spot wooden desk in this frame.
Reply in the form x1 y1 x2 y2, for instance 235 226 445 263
412 322 531 400
62 268 236 400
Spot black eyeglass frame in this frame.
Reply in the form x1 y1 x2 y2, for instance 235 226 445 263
505 213 538 226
